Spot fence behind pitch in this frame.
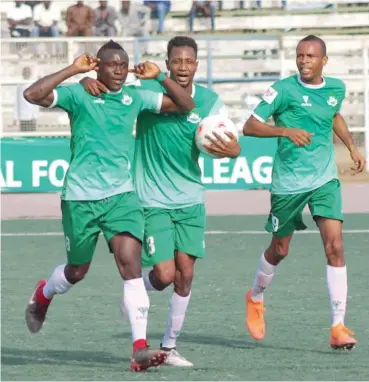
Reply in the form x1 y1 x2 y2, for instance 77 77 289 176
1 35 368 169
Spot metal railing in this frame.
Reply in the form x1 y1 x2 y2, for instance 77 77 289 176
1 35 368 169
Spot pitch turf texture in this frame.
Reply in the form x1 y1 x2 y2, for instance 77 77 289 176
2 214 369 381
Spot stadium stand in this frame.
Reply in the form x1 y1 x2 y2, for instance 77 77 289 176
1 0 368 161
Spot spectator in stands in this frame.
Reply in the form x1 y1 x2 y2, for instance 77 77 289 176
25 1 41 10
14 67 39 132
189 1 215 32
31 1 60 37
118 1 151 55
7 0 33 37
144 1 170 34
66 1 94 36
94 1 117 37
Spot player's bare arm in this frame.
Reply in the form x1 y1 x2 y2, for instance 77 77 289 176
129 62 195 112
243 115 314 146
24 54 99 108
203 131 241 158
80 63 195 112
80 77 109 97
333 113 366 174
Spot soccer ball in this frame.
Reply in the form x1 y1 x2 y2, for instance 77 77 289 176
195 115 239 158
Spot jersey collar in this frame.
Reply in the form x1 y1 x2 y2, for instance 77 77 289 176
106 88 123 94
191 84 196 98
298 75 326 89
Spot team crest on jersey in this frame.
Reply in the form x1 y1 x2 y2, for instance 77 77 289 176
262 87 278 104
187 112 201 124
301 95 312 107
327 96 338 107
122 94 133 106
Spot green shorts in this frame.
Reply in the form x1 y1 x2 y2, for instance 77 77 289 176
61 191 144 266
265 178 343 238
141 204 206 268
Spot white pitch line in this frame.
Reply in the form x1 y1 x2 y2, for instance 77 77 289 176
1 229 368 237
206 229 369 234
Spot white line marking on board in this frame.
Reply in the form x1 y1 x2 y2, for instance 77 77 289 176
1 229 368 237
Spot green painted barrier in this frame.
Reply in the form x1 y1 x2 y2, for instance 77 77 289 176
0 136 277 192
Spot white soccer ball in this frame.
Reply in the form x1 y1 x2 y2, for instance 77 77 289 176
195 115 239 158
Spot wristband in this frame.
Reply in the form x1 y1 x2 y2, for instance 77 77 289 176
156 72 166 83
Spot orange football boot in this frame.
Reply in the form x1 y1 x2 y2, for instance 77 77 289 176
246 289 266 340
330 323 357 350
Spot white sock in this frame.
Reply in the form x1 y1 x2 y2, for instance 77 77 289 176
161 291 191 349
43 264 73 299
327 265 347 326
142 270 158 291
123 278 150 342
251 252 277 302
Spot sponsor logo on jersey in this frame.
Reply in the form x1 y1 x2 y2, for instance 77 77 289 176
187 112 201 124
122 94 133 106
327 96 338 107
93 99 105 104
301 95 312 107
262 87 278 104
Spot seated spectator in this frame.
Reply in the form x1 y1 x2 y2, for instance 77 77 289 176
144 0 170 34
7 0 33 37
94 1 117 37
189 1 215 32
31 1 60 37
118 1 151 55
66 1 94 36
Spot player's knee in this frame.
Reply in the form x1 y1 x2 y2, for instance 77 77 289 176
324 238 344 266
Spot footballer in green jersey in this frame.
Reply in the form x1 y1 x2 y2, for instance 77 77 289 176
23 40 196 371
242 35 365 349
81 36 241 366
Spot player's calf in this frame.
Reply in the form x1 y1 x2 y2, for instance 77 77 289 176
143 261 176 291
323 238 345 267
264 235 291 266
246 235 292 340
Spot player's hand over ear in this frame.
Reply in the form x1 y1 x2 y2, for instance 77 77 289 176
80 77 108 97
129 62 161 80
204 131 241 158
72 54 100 73
283 128 314 146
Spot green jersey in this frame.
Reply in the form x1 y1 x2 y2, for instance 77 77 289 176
253 74 345 195
133 80 227 208
50 83 162 200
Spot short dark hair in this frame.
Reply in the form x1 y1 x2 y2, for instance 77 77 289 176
97 40 126 59
167 36 198 58
298 35 327 56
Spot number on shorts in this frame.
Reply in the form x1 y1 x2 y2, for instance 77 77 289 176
65 236 71 252
271 214 279 232
146 236 156 255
